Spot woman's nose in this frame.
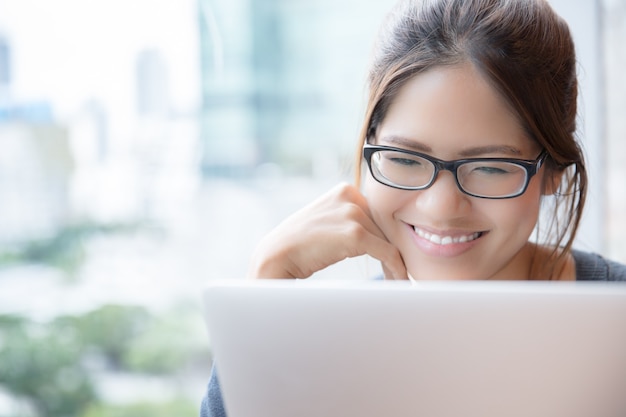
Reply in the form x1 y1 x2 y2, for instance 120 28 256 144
415 170 471 217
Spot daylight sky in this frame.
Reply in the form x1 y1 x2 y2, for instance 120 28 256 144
0 0 200 127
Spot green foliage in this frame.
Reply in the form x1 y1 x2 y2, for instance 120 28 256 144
123 307 210 374
80 398 198 417
0 315 97 417
0 305 210 417
0 221 148 274
56 304 209 375
56 305 153 369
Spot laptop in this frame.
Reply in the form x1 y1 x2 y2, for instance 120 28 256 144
202 279 626 417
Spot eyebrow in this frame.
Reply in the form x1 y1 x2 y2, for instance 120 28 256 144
378 135 523 157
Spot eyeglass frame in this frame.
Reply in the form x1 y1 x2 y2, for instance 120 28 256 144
362 144 549 199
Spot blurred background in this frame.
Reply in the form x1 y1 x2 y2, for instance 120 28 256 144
0 0 624 415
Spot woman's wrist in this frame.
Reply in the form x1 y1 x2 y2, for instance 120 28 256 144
247 244 300 279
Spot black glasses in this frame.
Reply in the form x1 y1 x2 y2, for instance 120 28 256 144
363 144 548 199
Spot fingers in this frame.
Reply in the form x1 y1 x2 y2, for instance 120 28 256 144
328 183 389 242
248 182 407 279
331 184 407 280
361 236 408 280
334 201 407 280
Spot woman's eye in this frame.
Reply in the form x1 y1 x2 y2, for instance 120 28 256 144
389 157 421 166
472 165 511 175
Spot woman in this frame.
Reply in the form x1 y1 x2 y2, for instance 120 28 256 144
201 0 626 415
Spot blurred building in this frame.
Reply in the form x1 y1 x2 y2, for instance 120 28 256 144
197 0 394 178
0 32 74 244
0 33 10 104
0 119 73 244
136 49 170 117
0 35 9 86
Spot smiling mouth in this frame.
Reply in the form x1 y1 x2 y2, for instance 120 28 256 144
413 226 484 245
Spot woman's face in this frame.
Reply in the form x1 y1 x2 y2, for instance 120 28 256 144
364 63 546 280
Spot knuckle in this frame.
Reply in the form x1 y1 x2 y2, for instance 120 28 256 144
333 182 356 201
344 221 367 240
340 202 364 221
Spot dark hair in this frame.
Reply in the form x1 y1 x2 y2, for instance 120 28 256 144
355 0 587 277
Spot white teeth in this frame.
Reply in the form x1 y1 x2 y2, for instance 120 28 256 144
414 227 481 245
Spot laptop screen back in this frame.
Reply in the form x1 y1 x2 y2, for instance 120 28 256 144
203 280 626 417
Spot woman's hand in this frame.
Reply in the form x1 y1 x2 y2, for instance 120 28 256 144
247 183 407 280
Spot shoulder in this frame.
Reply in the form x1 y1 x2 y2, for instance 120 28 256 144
200 365 227 417
572 249 626 281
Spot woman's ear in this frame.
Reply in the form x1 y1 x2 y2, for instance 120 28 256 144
542 170 563 195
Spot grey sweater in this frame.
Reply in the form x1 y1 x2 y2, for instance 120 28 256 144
199 249 626 417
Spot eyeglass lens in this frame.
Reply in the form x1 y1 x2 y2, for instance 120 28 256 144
370 150 529 198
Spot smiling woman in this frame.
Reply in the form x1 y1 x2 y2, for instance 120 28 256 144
363 63 557 280
200 0 626 415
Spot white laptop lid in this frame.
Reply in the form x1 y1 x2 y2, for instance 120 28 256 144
202 279 626 417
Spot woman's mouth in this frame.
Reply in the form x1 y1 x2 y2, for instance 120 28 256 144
413 226 483 245
409 225 486 258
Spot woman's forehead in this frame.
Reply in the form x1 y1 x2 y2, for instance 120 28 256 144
376 64 537 157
